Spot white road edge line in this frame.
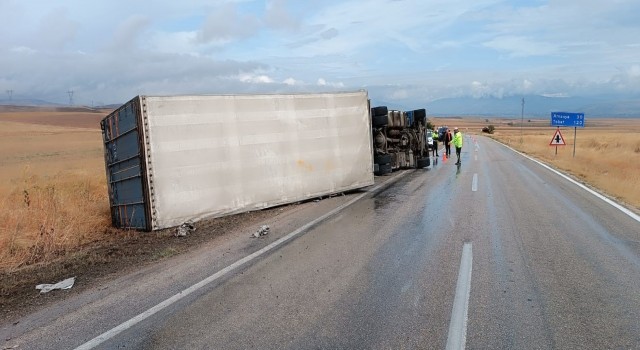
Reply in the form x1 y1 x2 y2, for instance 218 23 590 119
493 139 640 223
446 242 473 350
74 172 408 350
472 173 478 192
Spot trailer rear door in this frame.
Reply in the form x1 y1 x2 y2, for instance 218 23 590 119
101 97 150 230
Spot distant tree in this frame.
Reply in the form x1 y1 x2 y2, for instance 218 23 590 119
426 121 435 130
485 119 490 122
482 125 495 134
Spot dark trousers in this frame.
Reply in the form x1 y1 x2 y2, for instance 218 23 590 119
445 143 451 157
432 141 439 156
455 147 462 163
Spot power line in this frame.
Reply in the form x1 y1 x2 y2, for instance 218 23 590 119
67 90 74 106
6 90 12 101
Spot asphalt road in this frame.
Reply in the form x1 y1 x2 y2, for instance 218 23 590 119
3 135 639 349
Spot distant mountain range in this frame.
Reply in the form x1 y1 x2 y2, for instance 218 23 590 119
374 94 640 118
3 94 640 118
0 98 64 107
426 95 640 118
0 99 119 109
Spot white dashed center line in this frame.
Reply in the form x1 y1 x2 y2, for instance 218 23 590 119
446 242 473 350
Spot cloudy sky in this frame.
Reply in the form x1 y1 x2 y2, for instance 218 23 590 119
1 0 640 107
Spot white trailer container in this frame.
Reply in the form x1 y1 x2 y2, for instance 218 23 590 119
101 91 374 231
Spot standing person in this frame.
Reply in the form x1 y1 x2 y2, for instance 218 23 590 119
443 128 453 158
453 127 463 164
431 129 439 157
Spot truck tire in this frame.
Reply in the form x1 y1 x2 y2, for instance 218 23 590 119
371 106 388 116
416 157 430 169
374 154 392 164
372 114 388 127
376 163 392 175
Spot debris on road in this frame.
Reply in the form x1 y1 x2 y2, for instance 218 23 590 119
315 193 345 202
252 225 270 238
35 277 75 294
176 221 196 237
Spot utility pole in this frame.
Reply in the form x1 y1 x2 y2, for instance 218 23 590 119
520 97 525 143
67 90 74 106
6 90 12 101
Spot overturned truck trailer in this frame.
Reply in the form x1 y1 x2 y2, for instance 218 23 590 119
101 91 374 231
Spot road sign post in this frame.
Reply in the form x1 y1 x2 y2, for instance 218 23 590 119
573 127 577 157
549 127 566 155
551 112 585 157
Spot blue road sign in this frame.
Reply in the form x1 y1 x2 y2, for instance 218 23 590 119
551 112 585 127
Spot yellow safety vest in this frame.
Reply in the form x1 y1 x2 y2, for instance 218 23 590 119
453 132 463 148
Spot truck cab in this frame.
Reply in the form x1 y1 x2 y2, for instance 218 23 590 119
371 106 430 175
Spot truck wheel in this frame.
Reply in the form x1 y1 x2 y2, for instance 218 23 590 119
371 106 388 116
416 157 430 169
375 163 392 175
372 114 388 127
374 154 391 164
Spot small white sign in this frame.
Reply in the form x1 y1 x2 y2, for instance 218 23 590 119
549 129 566 146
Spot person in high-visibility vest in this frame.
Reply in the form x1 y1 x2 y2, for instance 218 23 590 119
431 129 439 157
453 127 463 164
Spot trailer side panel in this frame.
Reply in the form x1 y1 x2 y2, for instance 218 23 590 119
136 91 373 230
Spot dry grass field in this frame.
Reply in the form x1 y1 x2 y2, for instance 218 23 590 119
433 116 640 211
0 110 111 271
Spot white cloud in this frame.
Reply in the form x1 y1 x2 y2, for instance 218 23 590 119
265 0 301 32
239 74 274 84
10 46 37 54
469 80 506 99
316 78 344 88
106 15 150 51
483 35 556 58
283 77 300 85
148 31 200 55
628 65 640 78
34 7 78 51
390 89 409 100
541 93 569 98
470 81 487 98
197 3 260 44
